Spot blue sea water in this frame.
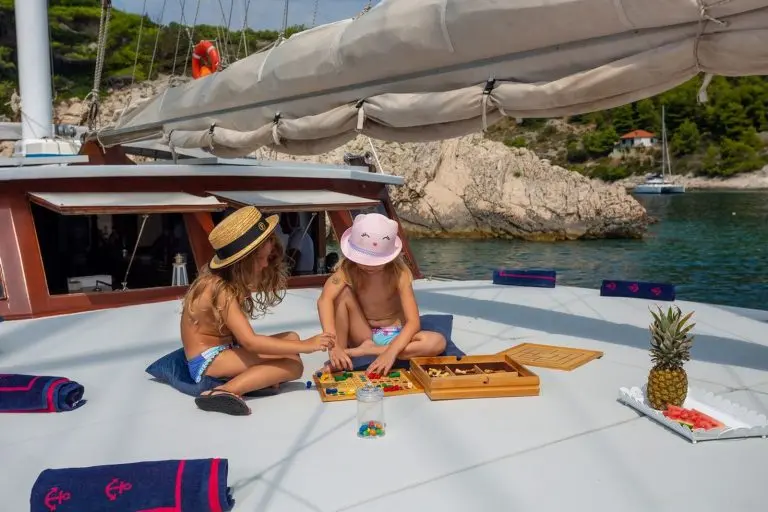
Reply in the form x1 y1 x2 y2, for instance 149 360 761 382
408 190 768 311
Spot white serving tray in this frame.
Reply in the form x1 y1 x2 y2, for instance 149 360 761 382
618 385 768 443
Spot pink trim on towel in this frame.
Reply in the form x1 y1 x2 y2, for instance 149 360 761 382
208 458 223 512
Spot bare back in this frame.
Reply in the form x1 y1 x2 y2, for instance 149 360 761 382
181 283 236 359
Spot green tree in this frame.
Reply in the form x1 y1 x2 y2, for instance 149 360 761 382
583 127 618 157
635 99 659 134
670 120 701 156
610 104 636 135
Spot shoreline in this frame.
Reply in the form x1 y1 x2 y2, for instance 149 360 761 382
613 167 768 191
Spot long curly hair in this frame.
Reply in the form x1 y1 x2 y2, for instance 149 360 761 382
181 233 289 333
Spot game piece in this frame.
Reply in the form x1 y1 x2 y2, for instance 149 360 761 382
305 381 312 389
410 354 540 400
313 369 423 402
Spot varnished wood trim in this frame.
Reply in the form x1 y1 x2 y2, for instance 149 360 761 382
77 140 135 165
184 212 215 270
288 274 330 288
328 210 353 241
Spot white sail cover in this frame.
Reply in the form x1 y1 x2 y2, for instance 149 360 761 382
97 0 768 157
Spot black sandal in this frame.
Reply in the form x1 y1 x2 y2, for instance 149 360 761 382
194 389 251 416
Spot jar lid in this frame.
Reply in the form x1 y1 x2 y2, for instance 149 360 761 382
356 384 384 401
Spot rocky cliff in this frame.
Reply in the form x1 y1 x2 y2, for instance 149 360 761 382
283 135 649 240
2 78 649 240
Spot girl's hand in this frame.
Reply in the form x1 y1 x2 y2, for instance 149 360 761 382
303 333 336 353
329 347 353 371
367 350 397 377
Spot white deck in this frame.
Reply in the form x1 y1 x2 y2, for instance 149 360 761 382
1 280 767 511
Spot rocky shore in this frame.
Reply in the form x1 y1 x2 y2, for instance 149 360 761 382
282 134 650 241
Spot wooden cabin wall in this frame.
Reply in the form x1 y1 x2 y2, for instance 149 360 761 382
0 171 420 320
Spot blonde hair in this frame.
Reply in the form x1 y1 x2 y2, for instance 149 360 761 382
181 233 288 333
338 253 412 291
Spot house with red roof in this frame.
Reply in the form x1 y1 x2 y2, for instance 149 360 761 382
617 129 657 149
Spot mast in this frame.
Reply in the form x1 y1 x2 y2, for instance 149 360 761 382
14 0 77 157
13 0 55 156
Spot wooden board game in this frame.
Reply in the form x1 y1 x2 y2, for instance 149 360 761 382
497 343 603 371
409 355 540 400
312 369 424 403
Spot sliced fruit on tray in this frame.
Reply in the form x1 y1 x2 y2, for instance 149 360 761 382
662 405 726 430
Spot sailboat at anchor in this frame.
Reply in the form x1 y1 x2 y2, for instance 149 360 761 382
633 105 685 195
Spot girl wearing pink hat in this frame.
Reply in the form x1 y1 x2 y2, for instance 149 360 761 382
317 213 446 375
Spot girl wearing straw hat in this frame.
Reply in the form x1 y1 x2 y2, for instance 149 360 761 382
181 206 335 415
316 213 446 377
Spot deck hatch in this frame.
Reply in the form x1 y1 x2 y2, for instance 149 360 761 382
208 190 380 212
27 192 227 215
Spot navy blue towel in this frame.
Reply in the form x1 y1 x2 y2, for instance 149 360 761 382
30 458 235 512
493 269 556 288
600 280 676 301
0 374 85 413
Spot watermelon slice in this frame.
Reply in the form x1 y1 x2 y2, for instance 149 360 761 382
661 405 726 431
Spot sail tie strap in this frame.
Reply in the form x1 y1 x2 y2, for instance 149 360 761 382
481 78 496 132
695 0 730 103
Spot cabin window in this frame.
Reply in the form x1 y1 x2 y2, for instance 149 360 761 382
28 192 226 295
209 189 383 277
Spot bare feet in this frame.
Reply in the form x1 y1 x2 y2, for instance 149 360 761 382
345 339 378 358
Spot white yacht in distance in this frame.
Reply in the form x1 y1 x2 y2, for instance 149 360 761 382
633 106 686 194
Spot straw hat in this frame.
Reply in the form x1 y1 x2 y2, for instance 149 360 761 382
208 206 279 269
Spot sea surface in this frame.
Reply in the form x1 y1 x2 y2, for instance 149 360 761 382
408 190 768 311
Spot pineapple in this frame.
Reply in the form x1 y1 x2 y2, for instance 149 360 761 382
646 305 696 410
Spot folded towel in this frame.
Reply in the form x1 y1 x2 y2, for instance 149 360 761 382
600 280 676 301
492 269 556 288
0 374 85 413
30 458 235 512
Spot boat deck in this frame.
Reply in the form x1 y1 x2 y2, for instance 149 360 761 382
1 280 767 511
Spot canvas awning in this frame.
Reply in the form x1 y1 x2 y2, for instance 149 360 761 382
28 192 227 215
210 190 381 212
94 0 768 158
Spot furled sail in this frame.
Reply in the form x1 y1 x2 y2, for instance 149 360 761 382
96 0 768 157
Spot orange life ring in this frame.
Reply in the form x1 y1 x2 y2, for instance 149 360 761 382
191 40 221 79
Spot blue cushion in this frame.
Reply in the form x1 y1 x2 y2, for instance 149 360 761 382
145 348 227 397
350 314 463 371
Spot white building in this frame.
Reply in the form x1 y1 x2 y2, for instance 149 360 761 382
617 129 657 148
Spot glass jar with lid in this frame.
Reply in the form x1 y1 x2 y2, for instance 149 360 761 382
356 384 385 438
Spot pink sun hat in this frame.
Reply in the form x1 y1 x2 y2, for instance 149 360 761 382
340 213 403 266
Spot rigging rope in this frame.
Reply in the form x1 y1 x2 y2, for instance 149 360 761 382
311 0 320 27
171 0 188 77
182 0 202 76
147 0 169 81
83 0 112 129
278 0 290 43
237 0 253 59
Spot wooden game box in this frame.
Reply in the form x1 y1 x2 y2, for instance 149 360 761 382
409 354 540 400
